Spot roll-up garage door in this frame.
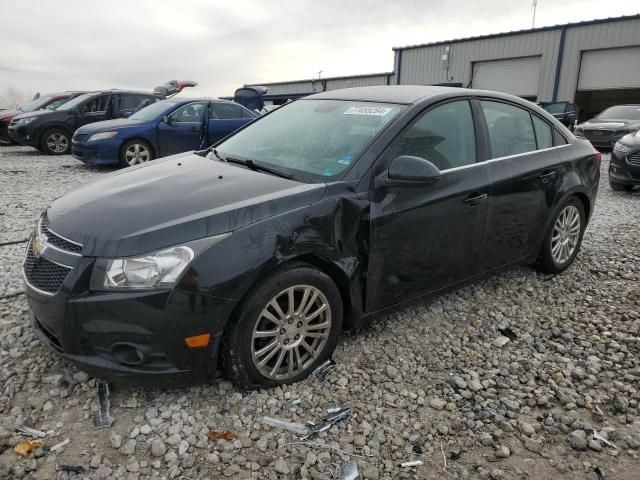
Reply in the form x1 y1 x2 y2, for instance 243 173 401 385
472 56 541 98
578 47 640 90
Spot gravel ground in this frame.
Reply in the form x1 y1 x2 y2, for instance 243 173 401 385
0 145 639 480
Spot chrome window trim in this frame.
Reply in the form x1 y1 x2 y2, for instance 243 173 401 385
440 144 572 174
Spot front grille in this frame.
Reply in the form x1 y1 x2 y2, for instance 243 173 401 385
628 152 640 167
39 219 82 254
583 130 613 141
73 133 89 143
24 239 71 294
33 316 63 353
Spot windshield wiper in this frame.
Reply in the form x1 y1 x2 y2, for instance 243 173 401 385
225 157 292 180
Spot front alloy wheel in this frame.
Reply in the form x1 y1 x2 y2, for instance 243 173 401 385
41 128 71 155
124 143 151 166
221 263 342 389
251 285 331 381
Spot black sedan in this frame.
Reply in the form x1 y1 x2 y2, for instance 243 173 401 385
574 104 640 150
24 86 600 388
610 131 640 191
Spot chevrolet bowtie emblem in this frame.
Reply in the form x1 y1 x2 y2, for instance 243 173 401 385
32 238 44 258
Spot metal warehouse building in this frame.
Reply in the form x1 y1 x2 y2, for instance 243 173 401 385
245 14 640 120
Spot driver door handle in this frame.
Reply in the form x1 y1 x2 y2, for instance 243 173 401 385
463 193 488 206
539 170 557 183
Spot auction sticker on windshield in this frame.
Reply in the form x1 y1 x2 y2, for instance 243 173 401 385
344 106 393 116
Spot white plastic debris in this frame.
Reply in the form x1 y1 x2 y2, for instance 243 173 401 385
593 429 617 449
17 426 53 439
400 460 423 467
258 416 309 436
50 438 71 452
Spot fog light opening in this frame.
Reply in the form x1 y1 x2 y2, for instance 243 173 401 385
111 343 145 366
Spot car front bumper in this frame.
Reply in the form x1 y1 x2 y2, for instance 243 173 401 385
8 123 39 147
24 235 237 387
609 150 640 186
72 139 121 165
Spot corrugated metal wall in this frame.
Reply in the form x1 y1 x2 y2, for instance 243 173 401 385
246 80 320 95
396 16 640 102
325 74 390 90
247 73 391 96
397 29 561 101
557 17 640 100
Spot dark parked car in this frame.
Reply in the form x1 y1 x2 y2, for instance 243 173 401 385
8 81 196 155
23 86 599 388
0 92 85 146
574 104 640 150
72 98 257 167
540 101 578 131
609 131 640 191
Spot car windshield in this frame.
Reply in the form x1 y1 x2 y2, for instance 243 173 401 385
596 105 640 121
543 103 566 114
56 93 96 111
216 99 404 181
130 101 177 121
20 96 53 112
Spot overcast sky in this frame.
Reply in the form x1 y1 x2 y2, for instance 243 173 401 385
1 0 637 99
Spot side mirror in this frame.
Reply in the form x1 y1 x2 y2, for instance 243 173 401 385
163 115 171 125
383 155 441 185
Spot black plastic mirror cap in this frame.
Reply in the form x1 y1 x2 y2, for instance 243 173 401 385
387 155 441 183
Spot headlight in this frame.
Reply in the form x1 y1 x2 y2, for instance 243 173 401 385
88 131 118 142
16 117 37 126
90 233 230 291
614 143 632 154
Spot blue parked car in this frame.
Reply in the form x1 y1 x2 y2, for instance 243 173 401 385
72 98 258 167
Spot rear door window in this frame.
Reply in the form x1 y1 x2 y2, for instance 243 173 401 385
210 102 244 119
532 115 553 149
480 101 537 158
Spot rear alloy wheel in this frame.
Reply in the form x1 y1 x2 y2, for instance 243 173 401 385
535 197 586 274
221 263 342 389
41 129 70 155
120 140 153 167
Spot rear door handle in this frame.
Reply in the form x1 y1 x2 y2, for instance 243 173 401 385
539 170 557 183
463 193 488 206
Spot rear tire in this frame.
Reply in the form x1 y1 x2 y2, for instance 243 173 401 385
40 128 71 155
609 181 633 192
535 197 586 274
221 263 343 389
120 139 154 168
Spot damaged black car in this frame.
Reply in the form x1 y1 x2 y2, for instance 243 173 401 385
24 86 600 388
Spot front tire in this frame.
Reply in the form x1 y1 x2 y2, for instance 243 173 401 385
535 197 586 274
221 263 343 389
120 139 154 167
40 128 70 155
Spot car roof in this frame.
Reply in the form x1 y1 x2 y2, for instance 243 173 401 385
306 85 532 106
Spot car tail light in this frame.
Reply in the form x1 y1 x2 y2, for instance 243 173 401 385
594 151 602 170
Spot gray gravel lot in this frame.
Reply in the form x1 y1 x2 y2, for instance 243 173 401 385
0 145 639 479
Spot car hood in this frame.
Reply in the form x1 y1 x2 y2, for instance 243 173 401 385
76 118 145 134
579 119 640 130
0 109 20 121
45 153 326 257
11 109 62 122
